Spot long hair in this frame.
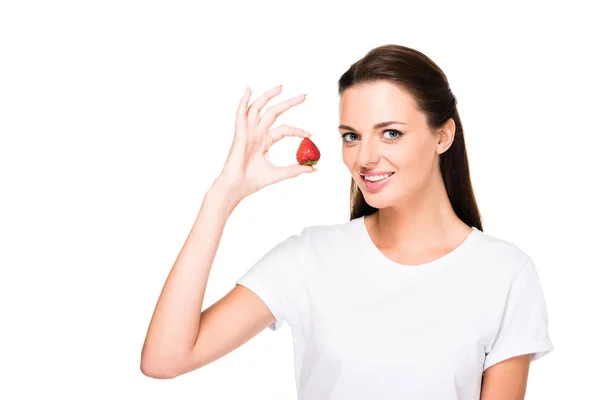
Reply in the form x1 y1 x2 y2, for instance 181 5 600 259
338 44 483 231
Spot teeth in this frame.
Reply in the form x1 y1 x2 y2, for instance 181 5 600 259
364 173 391 182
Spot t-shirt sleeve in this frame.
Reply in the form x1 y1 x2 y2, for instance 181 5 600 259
483 256 554 371
235 232 303 331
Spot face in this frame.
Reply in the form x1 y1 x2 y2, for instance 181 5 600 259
338 80 454 209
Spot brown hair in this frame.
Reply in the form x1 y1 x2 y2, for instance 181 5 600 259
338 44 483 231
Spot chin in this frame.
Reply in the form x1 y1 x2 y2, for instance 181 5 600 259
360 191 396 209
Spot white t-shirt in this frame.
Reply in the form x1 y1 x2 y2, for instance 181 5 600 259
236 216 553 399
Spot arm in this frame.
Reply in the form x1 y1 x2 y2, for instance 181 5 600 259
480 354 533 400
480 256 554 398
140 85 314 379
140 184 277 379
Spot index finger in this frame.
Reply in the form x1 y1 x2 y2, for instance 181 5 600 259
235 87 253 136
247 84 283 124
259 94 307 130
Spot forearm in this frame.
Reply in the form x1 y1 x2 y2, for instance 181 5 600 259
140 182 242 374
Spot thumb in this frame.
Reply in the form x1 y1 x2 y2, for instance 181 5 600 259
273 164 316 182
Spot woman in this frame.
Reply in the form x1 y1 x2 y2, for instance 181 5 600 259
141 44 553 399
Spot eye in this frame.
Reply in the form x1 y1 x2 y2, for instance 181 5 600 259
340 132 358 143
382 129 403 141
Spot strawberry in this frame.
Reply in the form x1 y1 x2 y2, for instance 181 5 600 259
296 137 321 166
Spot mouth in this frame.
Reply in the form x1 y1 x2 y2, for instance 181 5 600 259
359 172 395 191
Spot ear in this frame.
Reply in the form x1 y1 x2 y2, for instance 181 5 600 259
436 118 456 155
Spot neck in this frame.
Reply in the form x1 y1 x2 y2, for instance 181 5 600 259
372 171 466 246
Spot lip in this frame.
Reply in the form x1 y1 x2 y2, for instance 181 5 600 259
359 172 394 191
359 170 395 177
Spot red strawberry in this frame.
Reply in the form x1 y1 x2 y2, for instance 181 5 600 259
296 137 320 166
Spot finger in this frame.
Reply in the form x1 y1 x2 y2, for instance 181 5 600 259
235 86 252 138
266 125 312 149
271 163 316 184
247 84 283 126
259 94 307 131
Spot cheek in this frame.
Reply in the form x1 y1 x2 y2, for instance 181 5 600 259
401 138 434 170
341 155 349 171
379 146 417 171
341 148 355 169
389 143 434 185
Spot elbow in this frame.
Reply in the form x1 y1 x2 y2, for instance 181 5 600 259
140 358 178 379
140 351 183 379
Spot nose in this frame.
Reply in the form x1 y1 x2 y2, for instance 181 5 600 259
357 137 380 167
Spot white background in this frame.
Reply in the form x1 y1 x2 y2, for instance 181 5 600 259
1 1 598 399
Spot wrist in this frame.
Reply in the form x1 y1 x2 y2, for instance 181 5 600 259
206 179 245 211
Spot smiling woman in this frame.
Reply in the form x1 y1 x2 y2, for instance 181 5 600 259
325 44 553 398
141 44 553 400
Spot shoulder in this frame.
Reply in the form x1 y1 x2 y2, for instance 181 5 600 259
470 228 534 283
286 217 363 257
298 217 360 240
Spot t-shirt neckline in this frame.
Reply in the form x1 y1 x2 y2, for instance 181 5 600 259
355 215 480 273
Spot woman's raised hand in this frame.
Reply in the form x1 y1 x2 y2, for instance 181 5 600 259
213 85 316 200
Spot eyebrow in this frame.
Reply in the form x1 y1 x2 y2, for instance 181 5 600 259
338 121 407 131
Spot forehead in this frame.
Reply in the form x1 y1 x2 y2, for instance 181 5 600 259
339 81 417 123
